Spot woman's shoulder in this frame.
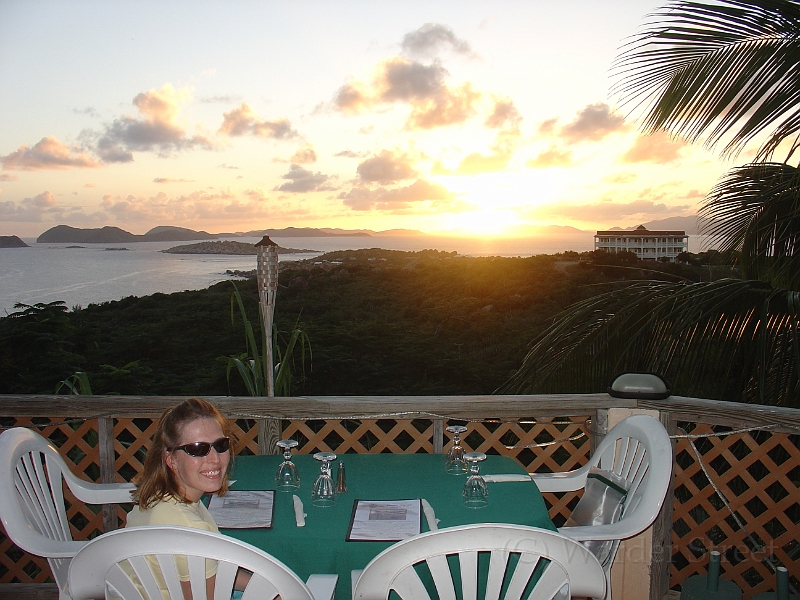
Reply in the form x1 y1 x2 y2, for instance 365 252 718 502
127 496 217 531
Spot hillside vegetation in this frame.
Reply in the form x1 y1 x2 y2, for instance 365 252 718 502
0 248 728 397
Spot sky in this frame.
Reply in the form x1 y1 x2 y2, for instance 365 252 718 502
0 1 743 239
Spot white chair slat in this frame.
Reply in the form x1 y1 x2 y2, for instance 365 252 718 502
525 561 569 600
502 553 538 600
393 566 433 600
485 549 509 600
188 554 209 600
426 554 456 600
157 553 186 600
107 561 147 600
460 550 478 600
128 554 166 600
214 560 239 600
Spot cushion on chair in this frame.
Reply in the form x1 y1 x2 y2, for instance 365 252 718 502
564 467 629 567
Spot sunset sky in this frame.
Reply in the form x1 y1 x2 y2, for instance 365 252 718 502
0 1 744 239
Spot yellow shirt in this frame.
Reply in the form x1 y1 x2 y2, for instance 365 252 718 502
122 496 219 598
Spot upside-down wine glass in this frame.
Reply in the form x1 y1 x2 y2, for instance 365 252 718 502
462 452 488 509
311 452 337 507
445 425 468 474
275 439 300 491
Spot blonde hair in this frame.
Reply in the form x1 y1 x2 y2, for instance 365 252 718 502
133 398 234 508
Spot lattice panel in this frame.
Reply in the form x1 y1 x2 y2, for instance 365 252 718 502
0 417 105 584
671 423 800 598
283 419 435 453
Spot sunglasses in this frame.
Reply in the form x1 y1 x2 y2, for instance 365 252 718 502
170 437 231 457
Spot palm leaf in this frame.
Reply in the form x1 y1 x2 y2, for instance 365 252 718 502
700 162 800 288
612 0 800 160
499 279 800 406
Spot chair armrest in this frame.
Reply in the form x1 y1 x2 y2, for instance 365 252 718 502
557 521 644 542
67 479 136 505
530 470 587 493
351 569 363 599
306 574 338 600
19 536 88 559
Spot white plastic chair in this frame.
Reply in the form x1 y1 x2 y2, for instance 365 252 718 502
0 427 136 600
531 414 673 599
352 523 606 600
67 525 338 600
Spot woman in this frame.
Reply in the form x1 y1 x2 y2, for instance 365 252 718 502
127 398 248 598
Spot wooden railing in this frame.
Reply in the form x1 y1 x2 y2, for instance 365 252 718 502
1 394 799 600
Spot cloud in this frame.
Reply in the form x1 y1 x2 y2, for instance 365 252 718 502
335 149 366 158
73 107 100 118
0 174 18 181
338 179 456 211
433 149 512 175
484 98 521 130
1 137 100 170
218 163 239 169
199 94 243 104
289 146 317 164
93 84 213 162
605 172 637 184
0 190 63 222
401 23 474 59
154 178 195 184
539 103 627 144
620 131 687 164
274 164 335 193
527 147 574 168
356 150 417 183
530 198 691 223
84 182 96 188
94 188 314 224
218 103 298 139
334 57 481 130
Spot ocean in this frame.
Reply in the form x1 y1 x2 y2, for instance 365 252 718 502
0 233 707 315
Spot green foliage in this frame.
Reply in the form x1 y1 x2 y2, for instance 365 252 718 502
224 283 311 397
56 371 93 395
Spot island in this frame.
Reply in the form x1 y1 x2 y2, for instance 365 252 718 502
0 235 29 248
161 241 319 255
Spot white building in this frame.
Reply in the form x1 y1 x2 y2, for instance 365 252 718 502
594 225 688 262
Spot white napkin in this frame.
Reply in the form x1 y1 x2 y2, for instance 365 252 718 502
421 499 439 531
482 474 532 483
292 494 306 527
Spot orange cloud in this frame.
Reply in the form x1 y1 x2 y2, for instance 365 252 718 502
289 146 317 164
94 84 213 162
0 190 66 222
0 174 18 181
218 103 298 139
1 137 99 170
620 131 687 164
539 103 627 145
338 179 455 211
334 57 481 130
356 150 417 183
527 147 574 168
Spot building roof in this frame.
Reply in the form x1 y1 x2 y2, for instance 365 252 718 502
596 225 686 236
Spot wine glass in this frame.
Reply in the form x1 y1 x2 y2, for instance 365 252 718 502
462 452 488 509
275 439 300 491
445 425 468 474
311 452 337 507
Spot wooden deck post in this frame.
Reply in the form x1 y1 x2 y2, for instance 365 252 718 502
97 416 118 532
607 407 673 600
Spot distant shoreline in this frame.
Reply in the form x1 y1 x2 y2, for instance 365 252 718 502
162 240 320 255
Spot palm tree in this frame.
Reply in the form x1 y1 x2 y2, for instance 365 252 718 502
501 0 800 405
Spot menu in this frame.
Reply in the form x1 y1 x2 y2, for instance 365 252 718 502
346 499 422 542
208 490 275 529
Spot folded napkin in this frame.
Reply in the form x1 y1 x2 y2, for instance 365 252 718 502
292 494 306 527
421 499 439 531
482 474 532 483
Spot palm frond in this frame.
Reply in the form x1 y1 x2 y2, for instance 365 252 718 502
499 279 800 406
700 162 800 287
612 0 800 160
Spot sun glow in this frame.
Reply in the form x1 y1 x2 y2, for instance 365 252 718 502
442 209 519 237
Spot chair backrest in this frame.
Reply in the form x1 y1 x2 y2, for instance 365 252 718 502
0 427 88 595
352 524 606 600
68 526 318 600
590 414 673 544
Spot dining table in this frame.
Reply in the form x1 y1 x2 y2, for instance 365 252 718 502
221 453 555 600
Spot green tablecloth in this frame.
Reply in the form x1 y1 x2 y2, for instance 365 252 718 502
223 453 554 599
